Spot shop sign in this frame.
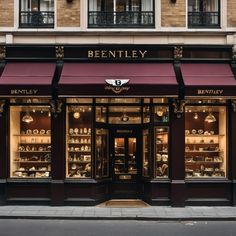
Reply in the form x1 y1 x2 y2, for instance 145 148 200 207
10 89 38 95
88 50 147 59
105 79 130 94
197 89 224 95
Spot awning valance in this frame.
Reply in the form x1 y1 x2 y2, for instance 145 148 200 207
58 63 178 96
0 63 56 96
181 63 236 97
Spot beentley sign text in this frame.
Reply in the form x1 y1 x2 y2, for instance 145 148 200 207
11 89 38 95
197 89 224 95
88 50 147 59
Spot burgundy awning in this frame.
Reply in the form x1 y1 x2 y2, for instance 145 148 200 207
181 63 236 97
58 63 178 96
0 63 56 96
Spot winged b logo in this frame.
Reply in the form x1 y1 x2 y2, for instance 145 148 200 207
105 79 129 87
105 79 130 94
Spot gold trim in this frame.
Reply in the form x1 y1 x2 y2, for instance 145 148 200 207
0 45 6 59
174 46 183 60
173 99 186 118
58 95 178 98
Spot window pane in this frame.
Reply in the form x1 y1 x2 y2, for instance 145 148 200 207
96 106 107 123
185 105 227 178
155 127 169 178
142 129 149 177
154 106 169 122
66 105 92 178
109 106 141 124
10 105 51 178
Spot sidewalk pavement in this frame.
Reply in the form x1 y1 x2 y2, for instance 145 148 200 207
1 205 236 221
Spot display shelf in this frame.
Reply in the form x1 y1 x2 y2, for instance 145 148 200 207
14 161 50 163
185 150 221 153
185 134 225 137
14 134 51 137
67 134 91 137
68 161 90 164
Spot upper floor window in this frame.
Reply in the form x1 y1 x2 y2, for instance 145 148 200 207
88 0 154 28
188 0 220 28
20 0 54 28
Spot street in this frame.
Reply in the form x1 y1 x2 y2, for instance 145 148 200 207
0 220 235 236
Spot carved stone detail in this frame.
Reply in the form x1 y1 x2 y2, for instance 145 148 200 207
0 45 6 59
232 100 236 112
0 100 6 116
55 46 64 59
233 45 236 60
174 46 183 60
50 99 63 117
173 99 186 118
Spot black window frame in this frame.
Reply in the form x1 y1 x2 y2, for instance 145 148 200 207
188 0 221 28
19 0 55 28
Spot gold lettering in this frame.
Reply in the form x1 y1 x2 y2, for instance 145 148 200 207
117 50 123 58
101 50 107 58
88 50 94 58
10 89 38 95
197 89 223 95
132 50 138 58
94 50 100 58
139 50 147 58
125 51 131 58
108 50 116 58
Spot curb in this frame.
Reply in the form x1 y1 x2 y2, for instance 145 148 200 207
0 215 236 221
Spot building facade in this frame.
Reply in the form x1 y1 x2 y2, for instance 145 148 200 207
0 0 236 206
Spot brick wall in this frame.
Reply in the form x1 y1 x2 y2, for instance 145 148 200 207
161 0 186 27
57 0 80 27
0 0 14 27
228 0 236 27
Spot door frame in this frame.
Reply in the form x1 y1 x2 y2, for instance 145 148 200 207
109 127 142 198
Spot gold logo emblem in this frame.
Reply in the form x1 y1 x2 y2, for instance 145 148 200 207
105 79 130 94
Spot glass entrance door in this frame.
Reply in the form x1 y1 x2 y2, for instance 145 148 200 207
114 137 137 180
111 130 141 198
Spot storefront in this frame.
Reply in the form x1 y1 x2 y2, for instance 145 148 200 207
0 44 236 206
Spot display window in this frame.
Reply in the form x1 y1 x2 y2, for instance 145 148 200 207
10 105 51 178
95 128 109 178
154 106 169 123
155 127 169 178
96 106 107 123
185 105 227 178
66 105 92 178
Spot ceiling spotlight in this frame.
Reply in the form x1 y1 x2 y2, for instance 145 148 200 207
22 111 34 123
194 113 198 119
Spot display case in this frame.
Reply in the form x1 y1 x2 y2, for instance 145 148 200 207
10 106 51 178
114 137 137 180
142 129 149 177
66 105 92 178
154 105 169 123
185 106 227 178
155 127 169 178
95 128 109 178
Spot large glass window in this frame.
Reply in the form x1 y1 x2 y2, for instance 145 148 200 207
88 0 154 27
142 129 149 177
188 0 220 28
66 105 92 178
10 105 51 178
20 0 54 28
185 105 227 178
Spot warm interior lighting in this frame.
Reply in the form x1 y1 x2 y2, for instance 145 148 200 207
194 113 198 119
156 107 164 117
22 111 34 123
121 111 129 122
73 111 80 119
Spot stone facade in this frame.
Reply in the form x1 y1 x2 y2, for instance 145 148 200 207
161 0 186 27
57 0 80 27
228 0 236 27
0 0 14 27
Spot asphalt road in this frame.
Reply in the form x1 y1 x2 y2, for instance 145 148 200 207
0 220 236 236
